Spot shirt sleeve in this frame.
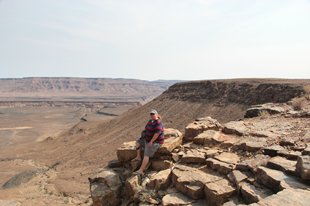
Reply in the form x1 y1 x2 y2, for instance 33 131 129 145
155 121 164 134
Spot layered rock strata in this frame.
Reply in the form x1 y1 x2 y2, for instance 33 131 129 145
89 102 310 206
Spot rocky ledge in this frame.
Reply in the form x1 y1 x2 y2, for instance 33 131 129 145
89 102 310 206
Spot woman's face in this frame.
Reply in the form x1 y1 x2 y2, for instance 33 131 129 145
150 113 157 120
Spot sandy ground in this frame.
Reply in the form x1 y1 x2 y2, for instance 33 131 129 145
0 104 133 205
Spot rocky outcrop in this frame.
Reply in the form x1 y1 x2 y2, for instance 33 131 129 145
88 169 122 206
2 168 47 189
89 98 310 205
244 103 286 118
160 80 306 105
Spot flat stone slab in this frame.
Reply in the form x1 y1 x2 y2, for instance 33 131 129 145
206 158 235 175
171 164 222 199
278 150 302 160
204 178 236 206
240 182 273 204
194 131 240 148
256 166 309 192
204 148 221 158
223 121 248 136
193 130 219 145
256 188 310 206
180 150 206 164
214 152 240 165
162 192 195 206
263 145 286 157
228 170 248 187
184 117 222 141
237 138 267 152
236 154 270 172
267 156 297 175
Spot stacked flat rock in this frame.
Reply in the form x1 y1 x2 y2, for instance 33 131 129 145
89 103 310 206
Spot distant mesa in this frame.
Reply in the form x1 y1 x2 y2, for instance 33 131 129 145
0 77 180 103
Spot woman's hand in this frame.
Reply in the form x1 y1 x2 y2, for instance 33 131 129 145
147 141 153 148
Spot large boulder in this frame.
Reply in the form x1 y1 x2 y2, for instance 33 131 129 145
125 175 142 198
116 141 137 162
147 169 172 190
89 169 122 206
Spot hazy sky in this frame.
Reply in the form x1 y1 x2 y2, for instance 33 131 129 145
0 0 310 81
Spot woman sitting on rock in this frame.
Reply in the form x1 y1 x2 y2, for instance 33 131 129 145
133 109 164 175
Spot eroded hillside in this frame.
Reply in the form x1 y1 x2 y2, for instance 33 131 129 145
0 79 309 205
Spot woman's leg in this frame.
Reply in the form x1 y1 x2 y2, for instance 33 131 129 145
132 142 142 161
137 155 149 173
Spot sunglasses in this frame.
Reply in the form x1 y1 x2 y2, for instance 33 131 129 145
150 113 155 115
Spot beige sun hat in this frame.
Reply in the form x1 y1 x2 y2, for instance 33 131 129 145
150 109 158 114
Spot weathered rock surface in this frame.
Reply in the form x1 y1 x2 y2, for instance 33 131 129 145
151 160 173 171
180 150 206 164
240 182 273 204
184 117 222 141
157 128 183 154
267 156 297 175
161 192 194 205
228 170 248 187
204 178 235 206
256 166 309 192
88 169 122 206
296 155 310 180
125 175 142 197
2 168 46 189
245 103 286 118
147 169 171 190
171 164 222 199
116 141 136 162
256 188 310 206
90 96 310 206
